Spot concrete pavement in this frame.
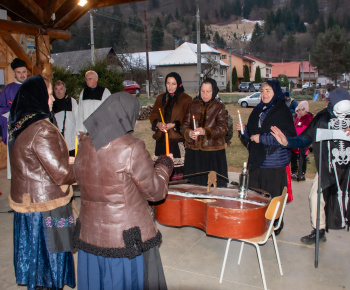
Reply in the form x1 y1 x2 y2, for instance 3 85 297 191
0 169 349 289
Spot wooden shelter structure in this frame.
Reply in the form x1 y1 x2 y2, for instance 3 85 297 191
0 0 145 84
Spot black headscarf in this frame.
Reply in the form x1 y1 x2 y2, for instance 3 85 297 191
253 80 284 114
83 92 140 151
198 78 219 104
8 74 50 151
162 72 185 106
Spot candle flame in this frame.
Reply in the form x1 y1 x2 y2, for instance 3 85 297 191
192 115 195 119
237 110 240 114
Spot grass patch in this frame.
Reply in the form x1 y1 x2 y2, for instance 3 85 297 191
134 95 328 175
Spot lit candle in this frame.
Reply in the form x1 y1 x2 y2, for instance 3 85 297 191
165 131 170 156
75 136 78 157
238 110 244 134
159 108 165 124
192 115 196 130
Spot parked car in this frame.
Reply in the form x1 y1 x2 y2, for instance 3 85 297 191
302 82 315 89
253 83 261 91
239 82 255 92
123 80 141 95
238 92 261 107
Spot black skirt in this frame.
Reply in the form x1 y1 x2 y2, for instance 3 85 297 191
183 148 228 187
155 140 185 181
249 167 287 198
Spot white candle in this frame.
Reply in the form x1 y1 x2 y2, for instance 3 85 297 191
192 115 196 130
238 110 244 134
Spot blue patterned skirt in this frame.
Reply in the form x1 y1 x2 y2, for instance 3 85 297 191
13 212 75 290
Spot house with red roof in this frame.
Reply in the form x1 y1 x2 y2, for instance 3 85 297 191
243 54 273 82
270 61 318 86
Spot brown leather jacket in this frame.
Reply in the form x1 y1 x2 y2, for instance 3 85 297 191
9 119 75 213
73 134 171 258
181 98 228 151
150 92 192 141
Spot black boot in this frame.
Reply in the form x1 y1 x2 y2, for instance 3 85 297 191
300 229 326 245
274 219 284 236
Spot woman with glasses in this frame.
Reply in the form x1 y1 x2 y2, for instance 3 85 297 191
291 101 314 181
181 78 228 187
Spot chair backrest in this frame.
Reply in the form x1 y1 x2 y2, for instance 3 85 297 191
265 188 288 221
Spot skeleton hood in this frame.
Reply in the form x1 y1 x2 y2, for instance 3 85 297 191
327 87 350 119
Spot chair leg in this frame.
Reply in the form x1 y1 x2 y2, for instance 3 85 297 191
238 241 245 265
219 238 232 283
254 244 267 290
272 232 283 275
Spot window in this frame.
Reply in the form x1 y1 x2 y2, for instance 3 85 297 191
221 55 227 59
220 69 225 76
214 55 217 61
214 69 218 76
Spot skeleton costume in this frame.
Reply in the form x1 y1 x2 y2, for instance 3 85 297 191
286 88 350 230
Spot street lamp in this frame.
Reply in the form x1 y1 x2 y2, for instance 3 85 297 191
78 0 87 7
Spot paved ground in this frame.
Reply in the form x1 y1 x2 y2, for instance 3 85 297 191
0 169 349 290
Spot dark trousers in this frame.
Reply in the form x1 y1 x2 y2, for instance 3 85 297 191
291 150 307 176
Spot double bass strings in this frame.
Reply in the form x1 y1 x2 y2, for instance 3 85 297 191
168 190 267 206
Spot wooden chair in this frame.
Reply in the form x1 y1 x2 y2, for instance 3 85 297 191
219 188 288 290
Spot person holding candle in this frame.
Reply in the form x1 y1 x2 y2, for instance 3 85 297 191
236 80 296 234
8 75 76 290
74 92 173 289
150 72 192 181
236 80 296 197
181 78 228 187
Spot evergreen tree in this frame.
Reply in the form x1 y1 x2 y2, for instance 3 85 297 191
277 74 289 87
213 32 226 49
243 0 253 19
254 66 262 83
286 34 296 60
151 16 164 51
264 11 275 35
305 0 318 24
200 20 207 43
175 8 179 20
328 14 335 28
318 14 326 33
311 25 350 85
250 22 264 53
150 0 159 9
243 65 250 81
233 0 242 16
232 67 239 91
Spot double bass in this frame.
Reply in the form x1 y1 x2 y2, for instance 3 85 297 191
155 184 271 239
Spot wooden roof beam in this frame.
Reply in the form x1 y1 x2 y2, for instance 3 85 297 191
0 30 40 75
0 19 71 40
53 0 98 30
18 0 45 25
45 0 58 24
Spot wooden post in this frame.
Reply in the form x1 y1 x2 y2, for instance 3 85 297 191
35 34 51 79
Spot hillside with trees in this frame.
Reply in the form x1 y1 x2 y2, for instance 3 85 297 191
52 0 350 64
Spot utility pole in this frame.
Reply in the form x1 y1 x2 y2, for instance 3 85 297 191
144 10 150 99
229 50 232 92
196 0 201 88
308 53 311 87
301 60 304 86
90 11 95 65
